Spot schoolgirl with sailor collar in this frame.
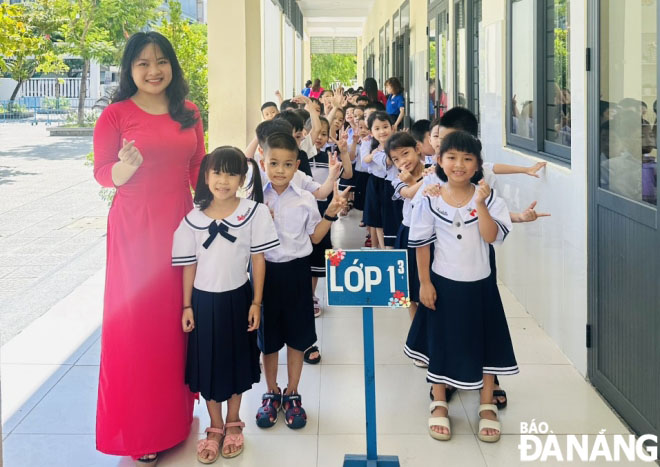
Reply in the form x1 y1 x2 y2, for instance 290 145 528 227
404 130 518 444
172 147 278 461
172 198 279 289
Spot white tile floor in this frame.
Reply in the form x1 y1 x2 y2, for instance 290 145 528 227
1 209 649 466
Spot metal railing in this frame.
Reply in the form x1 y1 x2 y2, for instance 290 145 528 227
20 78 91 99
0 97 98 125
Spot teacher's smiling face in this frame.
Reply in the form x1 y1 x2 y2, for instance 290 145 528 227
131 44 172 97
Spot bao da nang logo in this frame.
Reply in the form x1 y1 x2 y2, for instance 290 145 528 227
518 420 658 463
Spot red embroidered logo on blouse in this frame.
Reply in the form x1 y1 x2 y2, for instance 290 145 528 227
468 208 477 217
237 208 252 222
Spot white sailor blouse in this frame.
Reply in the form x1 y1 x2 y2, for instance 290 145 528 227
171 198 280 293
408 187 512 282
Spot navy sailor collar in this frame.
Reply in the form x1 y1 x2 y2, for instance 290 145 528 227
184 198 259 231
425 185 496 224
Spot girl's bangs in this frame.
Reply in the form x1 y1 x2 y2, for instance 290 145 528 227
207 148 247 176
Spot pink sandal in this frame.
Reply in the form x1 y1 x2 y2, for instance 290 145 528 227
197 427 224 464
221 421 246 459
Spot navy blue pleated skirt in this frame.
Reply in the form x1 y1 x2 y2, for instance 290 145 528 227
382 183 403 247
186 282 261 403
353 171 369 211
404 271 519 390
363 174 384 228
395 224 419 302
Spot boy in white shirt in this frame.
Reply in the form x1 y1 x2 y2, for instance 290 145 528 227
256 133 350 430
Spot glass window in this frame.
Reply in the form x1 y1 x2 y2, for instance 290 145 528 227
510 0 535 140
599 0 657 206
401 2 410 30
439 9 449 117
380 27 386 87
455 0 467 107
384 21 390 79
394 10 400 37
545 0 571 150
429 16 438 119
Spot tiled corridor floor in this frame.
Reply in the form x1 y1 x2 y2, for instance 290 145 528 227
1 210 648 466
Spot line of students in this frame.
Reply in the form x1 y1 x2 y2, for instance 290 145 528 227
172 89 550 462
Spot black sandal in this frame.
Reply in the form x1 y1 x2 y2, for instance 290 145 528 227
303 345 321 364
429 385 457 403
493 389 508 409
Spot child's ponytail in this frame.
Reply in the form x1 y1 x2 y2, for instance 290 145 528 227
193 153 212 209
246 158 264 204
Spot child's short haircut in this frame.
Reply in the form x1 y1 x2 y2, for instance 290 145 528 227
429 117 442 131
435 130 483 183
356 95 369 104
265 132 299 155
366 101 386 111
280 99 299 111
275 110 304 132
385 77 403 95
385 132 418 160
256 120 294 147
261 101 278 112
293 109 311 130
322 89 334 97
305 80 312 87
367 110 391 130
441 107 478 137
410 119 431 143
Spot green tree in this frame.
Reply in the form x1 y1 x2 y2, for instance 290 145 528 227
157 0 208 131
311 54 357 89
0 1 67 104
55 0 161 125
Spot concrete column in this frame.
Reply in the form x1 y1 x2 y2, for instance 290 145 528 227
208 0 262 149
303 36 312 85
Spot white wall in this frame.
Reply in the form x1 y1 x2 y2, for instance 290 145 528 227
480 0 589 375
263 0 282 104
296 34 303 94
284 22 295 99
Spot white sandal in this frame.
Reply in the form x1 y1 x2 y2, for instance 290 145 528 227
477 403 501 443
428 400 451 441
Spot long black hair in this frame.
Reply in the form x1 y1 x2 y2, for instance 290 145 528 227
435 130 483 183
364 77 379 104
194 146 263 210
113 31 198 129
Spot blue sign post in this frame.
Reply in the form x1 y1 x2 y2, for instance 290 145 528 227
326 249 408 467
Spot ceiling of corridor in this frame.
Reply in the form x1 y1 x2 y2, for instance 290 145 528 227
296 0 375 36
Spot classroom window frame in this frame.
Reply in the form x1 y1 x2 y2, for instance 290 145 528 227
506 0 572 164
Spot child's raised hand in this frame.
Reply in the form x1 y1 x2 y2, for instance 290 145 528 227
182 308 195 333
398 169 414 185
275 90 282 97
119 138 143 168
526 161 547 178
422 183 441 198
328 151 342 179
247 304 260 331
337 129 349 153
518 201 551 222
475 179 491 204
327 182 351 216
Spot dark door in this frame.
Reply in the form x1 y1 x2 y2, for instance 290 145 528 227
588 0 659 438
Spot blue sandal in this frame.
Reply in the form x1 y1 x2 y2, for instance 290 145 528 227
282 391 307 429
256 388 281 428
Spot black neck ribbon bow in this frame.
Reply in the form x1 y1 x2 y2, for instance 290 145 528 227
203 222 237 249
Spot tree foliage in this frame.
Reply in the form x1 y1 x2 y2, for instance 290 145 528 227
0 1 67 101
311 54 357 89
54 0 161 124
157 0 208 131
